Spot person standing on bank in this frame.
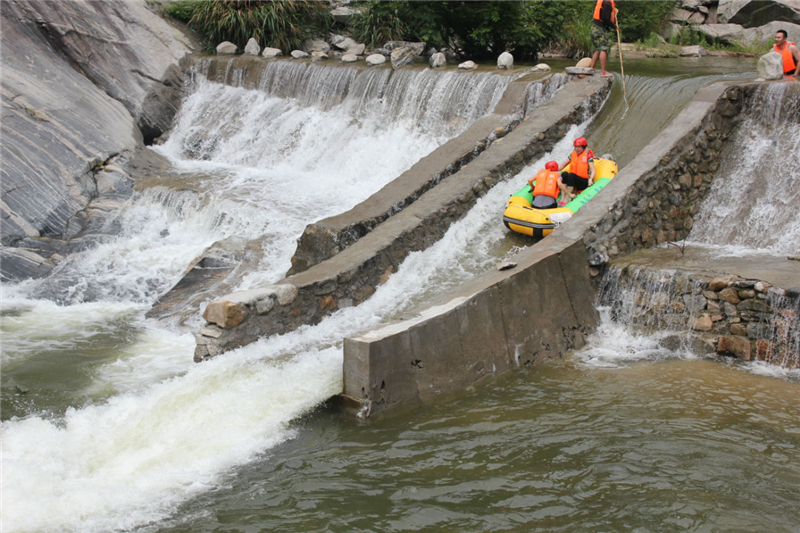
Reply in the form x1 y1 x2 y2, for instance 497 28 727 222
557 137 595 204
774 29 800 76
589 0 617 78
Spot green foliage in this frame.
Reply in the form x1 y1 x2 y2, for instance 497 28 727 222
165 1 332 53
523 1 591 58
163 0 200 22
165 0 680 60
616 0 679 43
349 1 408 48
667 25 771 54
667 25 709 46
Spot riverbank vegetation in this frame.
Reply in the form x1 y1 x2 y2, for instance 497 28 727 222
162 0 761 59
164 0 332 52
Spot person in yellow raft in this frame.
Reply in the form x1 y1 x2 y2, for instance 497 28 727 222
774 29 800 77
557 137 595 206
528 161 561 209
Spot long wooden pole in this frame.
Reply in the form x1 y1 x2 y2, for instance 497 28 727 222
615 8 627 97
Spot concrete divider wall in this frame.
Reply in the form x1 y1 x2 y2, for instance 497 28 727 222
193 75 612 361
338 80 756 418
286 75 567 276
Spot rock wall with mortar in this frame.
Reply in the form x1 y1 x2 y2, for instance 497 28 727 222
599 263 800 369
583 82 798 269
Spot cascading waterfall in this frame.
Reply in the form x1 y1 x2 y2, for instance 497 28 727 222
5 59 793 533
689 83 800 254
0 63 564 533
589 83 800 372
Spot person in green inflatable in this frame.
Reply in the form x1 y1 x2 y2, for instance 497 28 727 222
557 137 596 205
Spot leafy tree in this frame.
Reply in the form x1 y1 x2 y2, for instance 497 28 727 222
615 0 679 43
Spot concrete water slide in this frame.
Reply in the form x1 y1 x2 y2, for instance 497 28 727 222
188 69 613 361
337 81 789 418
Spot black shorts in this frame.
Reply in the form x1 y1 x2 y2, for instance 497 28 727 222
561 172 589 191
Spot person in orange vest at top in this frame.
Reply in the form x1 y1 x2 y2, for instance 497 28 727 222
774 29 800 76
528 161 561 209
589 0 617 78
557 137 595 205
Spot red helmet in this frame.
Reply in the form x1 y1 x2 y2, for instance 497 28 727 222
545 161 559 171
573 137 588 147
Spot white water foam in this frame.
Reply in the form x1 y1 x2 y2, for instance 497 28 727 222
574 306 694 369
688 83 800 255
0 111 590 533
1 66 531 532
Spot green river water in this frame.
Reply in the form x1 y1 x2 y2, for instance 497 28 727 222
3 57 798 533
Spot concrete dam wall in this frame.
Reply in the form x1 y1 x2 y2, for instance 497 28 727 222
187 67 612 361
339 81 800 418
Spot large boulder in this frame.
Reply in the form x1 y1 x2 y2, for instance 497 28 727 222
672 7 707 24
0 0 194 280
331 6 356 23
497 51 514 69
718 0 800 27
384 41 425 55
366 53 387 66
262 47 282 58
680 45 708 56
390 46 418 68
244 37 260 56
699 20 800 46
757 51 785 79
742 21 800 45
330 34 357 51
216 41 238 55
429 52 447 68
695 23 747 44
303 38 330 54
348 43 366 56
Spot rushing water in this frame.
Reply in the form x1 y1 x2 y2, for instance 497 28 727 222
3 58 798 533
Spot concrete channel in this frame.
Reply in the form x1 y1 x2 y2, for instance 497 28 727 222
192 70 612 361
337 81 800 418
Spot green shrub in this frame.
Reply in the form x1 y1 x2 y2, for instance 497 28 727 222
166 0 679 60
163 0 200 22
167 0 332 53
349 1 408 48
615 0 678 43
668 25 710 46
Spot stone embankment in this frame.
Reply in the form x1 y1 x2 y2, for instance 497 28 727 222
601 255 799 369
338 80 798 418
192 74 612 361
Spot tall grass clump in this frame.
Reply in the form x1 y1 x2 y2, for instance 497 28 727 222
164 0 332 52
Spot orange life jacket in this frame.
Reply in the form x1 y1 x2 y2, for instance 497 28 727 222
530 170 561 199
569 149 593 180
593 0 616 24
774 41 797 74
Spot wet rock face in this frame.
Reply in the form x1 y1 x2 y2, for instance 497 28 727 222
0 0 194 280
